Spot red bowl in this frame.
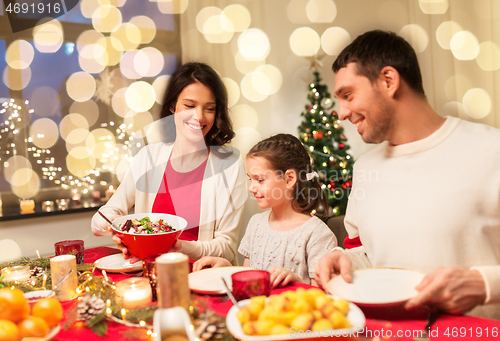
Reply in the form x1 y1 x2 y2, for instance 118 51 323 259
112 213 187 259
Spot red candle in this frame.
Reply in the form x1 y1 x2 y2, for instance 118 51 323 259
231 270 271 301
54 240 85 264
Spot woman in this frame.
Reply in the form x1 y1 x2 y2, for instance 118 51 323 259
91 62 247 264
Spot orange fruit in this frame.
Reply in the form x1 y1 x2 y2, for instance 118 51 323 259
0 320 18 341
32 298 63 328
0 288 29 323
17 316 49 339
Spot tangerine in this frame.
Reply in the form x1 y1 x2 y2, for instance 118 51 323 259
0 288 29 323
17 316 49 339
32 297 63 328
0 320 18 341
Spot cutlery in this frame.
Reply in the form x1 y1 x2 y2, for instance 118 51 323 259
221 277 239 310
98 210 120 230
412 310 442 341
49 269 73 297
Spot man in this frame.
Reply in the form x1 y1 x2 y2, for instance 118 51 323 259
315 30 500 319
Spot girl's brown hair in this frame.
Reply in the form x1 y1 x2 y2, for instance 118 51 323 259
247 133 329 218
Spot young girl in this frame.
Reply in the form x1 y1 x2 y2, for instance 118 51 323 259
193 133 337 287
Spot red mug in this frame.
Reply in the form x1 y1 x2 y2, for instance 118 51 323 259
231 270 271 301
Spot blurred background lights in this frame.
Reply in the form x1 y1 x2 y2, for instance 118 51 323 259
3 66 31 90
66 129 95 156
103 37 123 66
238 29 270 61
60 114 90 141
79 44 108 73
443 101 467 119
202 14 234 44
321 27 350 56
29 118 59 148
241 73 268 102
399 24 428 53
65 42 75 55
129 16 157 44
135 47 164 77
152 75 170 105
255 64 282 95
92 5 122 32
66 128 90 145
67 152 96 177
287 0 311 24
29 86 60 118
231 127 261 157
68 145 93 159
251 71 272 96
306 0 337 23
289 27 320 56
157 0 188 14
125 81 156 112
120 50 142 79
223 4 251 32
80 0 100 18
112 87 133 117
66 72 97 102
6 40 34 70
462 88 491 119
11 170 40 199
111 23 141 51
234 51 265 74
436 21 462 50
418 0 449 15
196 6 222 34
450 31 479 60
444 74 472 102
4 156 32 184
476 42 500 71
77 30 105 53
222 77 240 108
33 20 64 53
123 111 153 137
11 168 33 187
231 104 258 130
70 100 99 126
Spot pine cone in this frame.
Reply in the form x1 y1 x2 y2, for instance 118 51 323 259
30 267 44 277
77 295 106 322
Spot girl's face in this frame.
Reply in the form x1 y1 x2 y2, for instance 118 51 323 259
246 156 293 210
171 82 216 143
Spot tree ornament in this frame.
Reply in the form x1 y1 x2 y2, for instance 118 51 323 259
321 97 333 109
313 131 324 139
77 295 106 322
332 141 340 150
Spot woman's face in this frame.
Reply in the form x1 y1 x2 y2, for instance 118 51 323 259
171 82 216 143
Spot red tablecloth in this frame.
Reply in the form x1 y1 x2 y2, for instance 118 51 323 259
55 247 500 341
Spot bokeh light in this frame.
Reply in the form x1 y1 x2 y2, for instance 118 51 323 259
92 5 122 33
79 44 108 74
223 4 251 32
241 73 268 102
158 0 188 14
203 15 234 44
443 101 467 119
112 87 133 117
30 118 59 148
116 158 132 182
66 128 91 145
11 168 33 186
462 88 491 119
287 0 310 24
436 21 462 50
126 81 156 112
4 156 31 184
234 51 265 74
306 0 337 23
3 66 31 90
6 40 34 70
60 114 90 140
67 152 96 177
120 50 142 79
33 20 64 53
111 23 141 51
290 27 320 56
232 127 261 157
476 42 500 71
418 0 449 14
444 74 472 102
153 75 170 105
11 170 40 199
255 64 282 95
222 77 240 108
124 111 154 137
29 86 60 118
238 29 270 61
231 104 258 130
66 72 96 102
450 31 479 60
80 0 100 18
134 47 164 77
70 100 99 127
91 128 116 161
399 24 428 53
129 16 156 44
196 7 222 34
77 30 105 54
321 27 350 56
66 130 95 157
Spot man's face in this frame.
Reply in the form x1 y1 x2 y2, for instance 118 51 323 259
334 63 394 144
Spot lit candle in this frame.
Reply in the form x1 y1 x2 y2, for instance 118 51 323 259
42 200 55 212
50 255 78 301
121 308 127 322
91 190 101 203
19 199 35 214
71 191 81 204
42 273 47 290
1 265 31 283
105 186 116 201
115 277 152 309
156 253 190 311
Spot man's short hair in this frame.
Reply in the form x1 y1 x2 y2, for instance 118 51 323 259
332 30 425 96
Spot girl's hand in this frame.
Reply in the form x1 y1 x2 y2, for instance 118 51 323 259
192 256 232 272
269 267 301 288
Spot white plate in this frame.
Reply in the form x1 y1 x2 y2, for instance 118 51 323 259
188 266 255 295
328 267 425 306
94 253 143 273
24 290 54 303
226 298 366 340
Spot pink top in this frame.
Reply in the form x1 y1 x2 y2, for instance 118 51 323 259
152 158 208 242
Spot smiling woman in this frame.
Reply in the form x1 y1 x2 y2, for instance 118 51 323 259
91 62 248 265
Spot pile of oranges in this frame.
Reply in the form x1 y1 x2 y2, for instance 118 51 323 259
0 287 63 341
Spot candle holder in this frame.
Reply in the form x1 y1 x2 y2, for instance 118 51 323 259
105 186 116 201
1 265 31 283
19 198 35 214
42 200 55 212
91 190 101 204
55 240 85 264
231 270 271 301
55 198 70 211
115 277 153 309
156 253 190 311
50 255 78 301
142 258 157 302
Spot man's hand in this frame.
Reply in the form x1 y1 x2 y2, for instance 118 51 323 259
269 267 300 288
314 250 352 290
405 267 486 315
192 256 231 272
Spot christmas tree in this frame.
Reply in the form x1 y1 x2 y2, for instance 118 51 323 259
298 70 353 217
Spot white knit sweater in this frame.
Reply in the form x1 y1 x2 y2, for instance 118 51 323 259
344 116 500 320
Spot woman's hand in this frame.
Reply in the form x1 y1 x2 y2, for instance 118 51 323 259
171 240 182 252
109 216 141 264
192 256 232 272
269 267 301 288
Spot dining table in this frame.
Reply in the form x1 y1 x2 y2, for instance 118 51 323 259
52 246 500 341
